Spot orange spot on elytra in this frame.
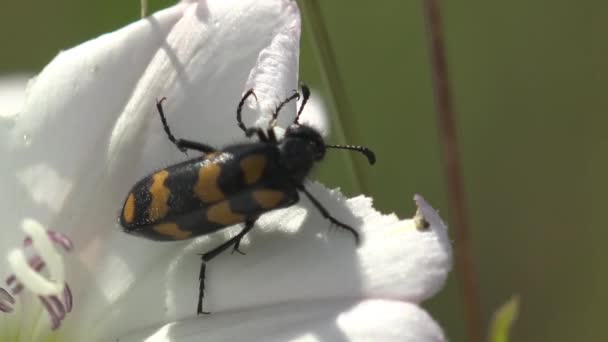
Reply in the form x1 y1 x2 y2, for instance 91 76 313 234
123 193 136 224
153 223 192 240
240 154 267 185
148 170 171 221
194 163 225 203
207 201 244 225
253 190 284 209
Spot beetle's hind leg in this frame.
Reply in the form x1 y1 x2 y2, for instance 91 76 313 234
156 97 216 154
196 219 256 314
298 185 361 246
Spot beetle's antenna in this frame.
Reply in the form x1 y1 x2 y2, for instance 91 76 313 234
294 84 311 124
326 144 376 165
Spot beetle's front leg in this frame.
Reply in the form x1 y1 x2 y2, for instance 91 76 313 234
156 98 216 154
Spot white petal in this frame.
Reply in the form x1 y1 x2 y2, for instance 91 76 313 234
116 299 445 342
9 0 303 338
1 2 192 232
0 74 32 266
95 189 450 334
0 74 30 119
193 187 451 308
4 0 300 226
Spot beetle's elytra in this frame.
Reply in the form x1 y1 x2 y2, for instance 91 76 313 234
119 85 376 314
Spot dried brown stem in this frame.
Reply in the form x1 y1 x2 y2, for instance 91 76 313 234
422 1 485 341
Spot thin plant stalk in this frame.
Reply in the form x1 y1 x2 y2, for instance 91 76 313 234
422 1 484 342
141 0 148 18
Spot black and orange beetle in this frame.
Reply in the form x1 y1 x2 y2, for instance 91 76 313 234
119 85 375 314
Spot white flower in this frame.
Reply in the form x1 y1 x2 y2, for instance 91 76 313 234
0 0 451 341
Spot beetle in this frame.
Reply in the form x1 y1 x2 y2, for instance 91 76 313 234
119 85 375 314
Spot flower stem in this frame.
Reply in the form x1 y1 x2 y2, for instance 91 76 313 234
140 0 148 18
298 0 368 195
422 1 484 342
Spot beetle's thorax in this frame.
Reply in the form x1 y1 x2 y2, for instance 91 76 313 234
278 124 326 182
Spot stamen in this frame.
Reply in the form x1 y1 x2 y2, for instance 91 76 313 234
63 283 73 312
6 256 45 295
24 230 73 252
49 295 66 321
23 219 66 287
39 296 60 330
3 218 74 329
37 285 72 330
5 274 16 286
8 219 65 296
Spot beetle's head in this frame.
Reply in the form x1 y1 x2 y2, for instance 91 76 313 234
271 85 376 181
279 123 376 182
284 124 326 161
278 124 325 181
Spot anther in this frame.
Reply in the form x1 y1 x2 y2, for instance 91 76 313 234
0 288 15 313
9 219 66 296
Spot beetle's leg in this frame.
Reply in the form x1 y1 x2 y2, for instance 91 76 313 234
197 220 256 314
156 98 216 154
294 84 311 124
197 263 210 315
297 185 360 245
256 130 269 142
267 128 278 143
201 220 255 261
244 127 270 143
231 219 258 255
172 139 216 153
272 89 300 124
236 89 267 142
237 89 258 133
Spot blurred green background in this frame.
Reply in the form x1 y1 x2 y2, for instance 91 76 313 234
1 1 605 341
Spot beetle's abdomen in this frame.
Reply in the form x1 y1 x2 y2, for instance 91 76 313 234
120 147 298 241
120 155 222 240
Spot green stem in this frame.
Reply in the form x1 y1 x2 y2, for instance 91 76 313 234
140 0 148 18
298 0 368 195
